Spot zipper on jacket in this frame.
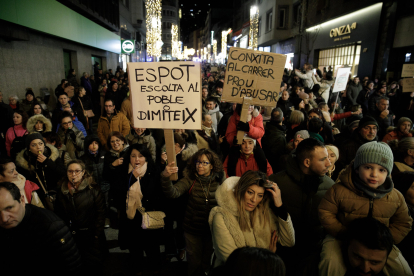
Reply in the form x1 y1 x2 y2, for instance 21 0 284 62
368 198 374 218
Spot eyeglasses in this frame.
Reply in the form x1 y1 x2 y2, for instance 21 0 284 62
62 121 73 126
363 126 378 131
67 170 83 175
195 161 211 167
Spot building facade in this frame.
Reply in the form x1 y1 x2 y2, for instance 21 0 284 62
0 0 121 102
161 0 180 60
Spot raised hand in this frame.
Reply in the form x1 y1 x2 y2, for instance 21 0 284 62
162 162 178 177
112 157 124 167
266 180 282 207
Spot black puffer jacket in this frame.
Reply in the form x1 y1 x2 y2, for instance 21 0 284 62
161 168 226 236
15 145 66 200
117 162 163 249
80 135 110 192
55 176 105 238
0 205 82 276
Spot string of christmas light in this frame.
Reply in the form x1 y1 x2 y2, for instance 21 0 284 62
222 31 227 59
171 24 179 58
145 0 162 58
249 6 259 51
213 40 217 60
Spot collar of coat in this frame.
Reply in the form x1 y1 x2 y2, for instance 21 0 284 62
60 176 95 194
15 144 60 171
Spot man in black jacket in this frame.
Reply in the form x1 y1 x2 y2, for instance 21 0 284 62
0 182 82 276
370 96 394 140
262 108 287 173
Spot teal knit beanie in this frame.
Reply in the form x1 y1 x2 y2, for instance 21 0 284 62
353 141 394 176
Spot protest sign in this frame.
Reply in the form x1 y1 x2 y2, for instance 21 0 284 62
127 61 202 129
403 78 414 92
222 47 287 107
211 66 218 72
332 67 351 92
127 61 201 180
402 64 414 78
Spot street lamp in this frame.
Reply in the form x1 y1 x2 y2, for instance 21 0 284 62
249 5 259 51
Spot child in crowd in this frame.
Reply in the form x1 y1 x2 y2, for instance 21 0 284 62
318 141 413 275
308 118 324 143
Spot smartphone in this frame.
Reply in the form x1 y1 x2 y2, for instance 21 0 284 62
313 69 317 74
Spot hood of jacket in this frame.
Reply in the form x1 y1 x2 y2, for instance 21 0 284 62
205 105 220 115
127 128 152 143
214 176 241 217
83 134 102 153
161 142 198 162
15 144 60 171
60 176 96 194
338 161 394 198
26 114 52 134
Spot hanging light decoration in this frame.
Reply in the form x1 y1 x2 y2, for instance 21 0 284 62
171 24 179 58
249 6 259 51
221 31 227 59
146 0 162 58
213 40 217 60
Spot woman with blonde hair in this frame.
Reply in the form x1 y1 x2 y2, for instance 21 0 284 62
209 170 295 267
325 145 339 180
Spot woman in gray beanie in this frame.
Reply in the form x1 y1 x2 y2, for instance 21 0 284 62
318 141 413 275
382 117 413 143
15 133 66 208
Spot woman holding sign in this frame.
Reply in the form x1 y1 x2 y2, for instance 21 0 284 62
162 148 226 276
225 104 265 147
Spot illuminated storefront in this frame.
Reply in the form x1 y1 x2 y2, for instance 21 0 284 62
305 3 383 78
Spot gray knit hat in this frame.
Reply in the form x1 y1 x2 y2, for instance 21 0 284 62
353 141 394 176
397 117 412 129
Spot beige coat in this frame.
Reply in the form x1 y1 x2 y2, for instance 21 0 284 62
97 110 130 148
209 176 295 267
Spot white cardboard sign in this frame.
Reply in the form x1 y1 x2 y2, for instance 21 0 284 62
332 67 351 92
127 61 202 129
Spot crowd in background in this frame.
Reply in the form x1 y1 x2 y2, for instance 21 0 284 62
0 61 413 276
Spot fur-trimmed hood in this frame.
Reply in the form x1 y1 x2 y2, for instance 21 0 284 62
59 176 96 194
214 176 241 217
15 144 60 171
26 114 52 134
161 142 198 162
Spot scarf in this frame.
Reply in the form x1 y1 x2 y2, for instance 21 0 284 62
202 125 213 137
351 170 393 199
128 162 148 178
68 180 81 196
126 162 148 219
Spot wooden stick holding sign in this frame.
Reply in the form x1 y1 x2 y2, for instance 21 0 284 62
221 47 287 144
164 129 178 181
236 97 253 144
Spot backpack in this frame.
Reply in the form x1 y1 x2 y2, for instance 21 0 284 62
10 127 27 160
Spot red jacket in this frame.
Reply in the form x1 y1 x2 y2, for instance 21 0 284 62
332 111 352 121
382 130 413 143
226 111 265 146
24 180 40 203
223 153 273 178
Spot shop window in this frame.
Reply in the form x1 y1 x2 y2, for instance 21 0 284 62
318 44 361 76
266 9 273 32
258 17 262 37
277 6 289 29
406 53 412 62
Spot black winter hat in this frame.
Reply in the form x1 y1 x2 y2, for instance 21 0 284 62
357 116 379 131
83 134 102 152
26 89 35 97
25 133 45 150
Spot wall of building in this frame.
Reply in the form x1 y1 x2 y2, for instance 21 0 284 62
0 26 119 104
393 15 414 48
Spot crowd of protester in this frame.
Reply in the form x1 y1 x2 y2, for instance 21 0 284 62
0 62 413 276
